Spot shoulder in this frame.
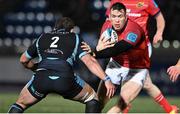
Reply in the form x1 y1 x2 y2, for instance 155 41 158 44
55 32 76 39
147 0 159 8
122 19 144 44
126 19 144 34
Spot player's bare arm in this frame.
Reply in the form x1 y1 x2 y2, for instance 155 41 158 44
81 42 93 54
80 54 115 98
153 12 165 44
20 53 37 71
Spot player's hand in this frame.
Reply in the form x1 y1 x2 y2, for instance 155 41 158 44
153 32 163 44
104 80 115 98
30 63 38 72
96 35 115 51
167 66 180 82
81 42 92 54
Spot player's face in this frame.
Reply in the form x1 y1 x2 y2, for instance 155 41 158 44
109 9 127 31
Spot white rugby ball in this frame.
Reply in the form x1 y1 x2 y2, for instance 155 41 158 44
101 28 118 43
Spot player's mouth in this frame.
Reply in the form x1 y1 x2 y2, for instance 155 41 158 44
114 24 121 29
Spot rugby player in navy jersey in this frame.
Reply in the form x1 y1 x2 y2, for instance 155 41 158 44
8 17 115 113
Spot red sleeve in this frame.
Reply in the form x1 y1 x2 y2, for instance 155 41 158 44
123 29 142 46
100 20 112 35
146 0 160 16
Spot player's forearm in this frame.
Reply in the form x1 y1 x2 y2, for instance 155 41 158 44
20 53 37 71
155 12 165 35
21 60 37 70
84 56 107 80
27 61 38 71
95 40 132 58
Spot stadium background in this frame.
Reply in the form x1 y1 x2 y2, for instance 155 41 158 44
0 0 179 113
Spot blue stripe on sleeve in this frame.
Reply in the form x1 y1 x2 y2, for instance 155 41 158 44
153 0 158 8
66 34 80 66
36 37 42 62
73 34 79 60
79 51 87 59
25 51 32 59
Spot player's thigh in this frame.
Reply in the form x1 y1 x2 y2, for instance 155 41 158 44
16 84 39 107
121 81 142 103
27 72 49 99
121 69 148 103
143 72 153 89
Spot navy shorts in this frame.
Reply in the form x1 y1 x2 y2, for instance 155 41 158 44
27 70 85 100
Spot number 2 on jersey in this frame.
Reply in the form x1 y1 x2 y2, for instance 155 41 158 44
50 36 59 48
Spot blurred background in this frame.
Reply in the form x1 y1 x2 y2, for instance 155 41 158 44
0 0 179 112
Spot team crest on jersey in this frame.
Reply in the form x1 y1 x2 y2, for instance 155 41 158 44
126 32 137 43
136 2 144 8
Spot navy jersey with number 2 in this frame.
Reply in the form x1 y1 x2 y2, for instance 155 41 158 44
25 30 86 73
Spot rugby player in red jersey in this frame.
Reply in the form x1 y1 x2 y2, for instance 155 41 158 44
101 0 178 113
82 2 150 112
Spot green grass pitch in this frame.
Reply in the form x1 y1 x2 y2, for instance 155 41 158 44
0 93 179 113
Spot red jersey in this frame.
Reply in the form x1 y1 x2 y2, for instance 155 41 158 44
106 0 160 43
102 19 150 69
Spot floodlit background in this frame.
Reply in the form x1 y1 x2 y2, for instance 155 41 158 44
0 0 179 113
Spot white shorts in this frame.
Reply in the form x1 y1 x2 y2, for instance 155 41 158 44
105 59 148 86
148 42 152 57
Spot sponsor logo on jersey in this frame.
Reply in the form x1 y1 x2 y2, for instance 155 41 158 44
126 32 138 43
136 2 144 8
44 49 63 55
126 9 141 17
127 13 141 17
126 9 131 13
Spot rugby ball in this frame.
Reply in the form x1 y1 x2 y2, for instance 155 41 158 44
101 28 118 43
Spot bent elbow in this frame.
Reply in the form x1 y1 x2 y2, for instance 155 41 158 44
20 53 29 65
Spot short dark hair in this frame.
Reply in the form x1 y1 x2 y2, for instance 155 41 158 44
54 17 75 31
110 2 126 13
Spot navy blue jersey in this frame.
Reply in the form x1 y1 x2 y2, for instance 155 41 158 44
25 30 87 72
